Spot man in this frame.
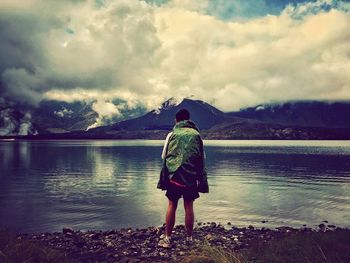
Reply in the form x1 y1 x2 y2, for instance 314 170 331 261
157 108 209 248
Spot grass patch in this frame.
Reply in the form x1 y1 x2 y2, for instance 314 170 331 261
184 241 247 263
0 229 75 263
244 229 350 263
186 229 350 263
188 242 247 263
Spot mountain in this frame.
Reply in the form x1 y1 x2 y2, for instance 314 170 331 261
33 100 98 134
228 101 350 128
79 98 350 140
89 97 243 133
0 99 148 136
0 99 98 135
2 98 350 139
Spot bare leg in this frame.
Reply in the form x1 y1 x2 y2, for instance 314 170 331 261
165 199 178 237
184 199 194 237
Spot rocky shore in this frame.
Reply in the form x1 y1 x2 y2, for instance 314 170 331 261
14 222 346 263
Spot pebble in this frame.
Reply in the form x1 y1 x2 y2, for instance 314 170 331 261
120 257 129 263
319 223 325 229
62 227 74 235
105 241 114 248
205 234 213 240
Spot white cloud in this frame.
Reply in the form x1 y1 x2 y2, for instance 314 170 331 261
152 0 350 110
87 100 122 130
92 100 121 118
0 0 40 10
54 107 73 118
0 0 349 112
165 0 208 12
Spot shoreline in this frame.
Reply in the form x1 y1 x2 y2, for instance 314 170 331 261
8 222 349 262
1 137 350 141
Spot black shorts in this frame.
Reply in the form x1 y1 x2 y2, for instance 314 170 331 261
166 182 200 202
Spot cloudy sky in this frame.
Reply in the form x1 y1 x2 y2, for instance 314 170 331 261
0 0 349 113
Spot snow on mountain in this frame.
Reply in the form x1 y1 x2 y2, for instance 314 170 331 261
153 97 180 115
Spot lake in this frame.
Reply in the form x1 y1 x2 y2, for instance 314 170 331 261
0 140 349 233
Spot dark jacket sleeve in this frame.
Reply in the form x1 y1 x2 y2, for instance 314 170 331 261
157 133 172 190
157 158 169 190
197 137 209 193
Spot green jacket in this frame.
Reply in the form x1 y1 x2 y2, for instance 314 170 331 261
157 120 209 193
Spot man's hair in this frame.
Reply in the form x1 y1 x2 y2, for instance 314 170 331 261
175 108 190 122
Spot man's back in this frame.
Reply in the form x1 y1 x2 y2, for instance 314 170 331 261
158 119 208 192
166 120 202 180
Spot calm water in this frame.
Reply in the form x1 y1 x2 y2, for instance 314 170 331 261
0 140 349 233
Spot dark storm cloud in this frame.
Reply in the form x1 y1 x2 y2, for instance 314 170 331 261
0 0 161 107
0 9 116 105
0 11 61 105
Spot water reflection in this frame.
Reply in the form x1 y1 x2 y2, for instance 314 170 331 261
0 140 349 233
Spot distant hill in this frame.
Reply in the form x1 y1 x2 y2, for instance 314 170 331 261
204 121 350 140
228 101 350 128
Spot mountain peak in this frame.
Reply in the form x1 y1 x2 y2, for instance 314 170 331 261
101 97 230 131
153 97 181 115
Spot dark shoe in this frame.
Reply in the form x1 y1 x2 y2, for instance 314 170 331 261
185 236 194 245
